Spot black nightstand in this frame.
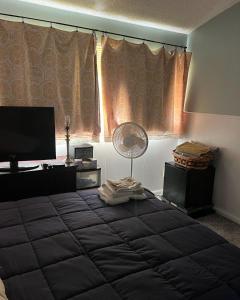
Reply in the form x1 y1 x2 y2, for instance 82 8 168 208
162 162 215 217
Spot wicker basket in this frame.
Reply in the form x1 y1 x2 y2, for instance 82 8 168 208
173 150 214 170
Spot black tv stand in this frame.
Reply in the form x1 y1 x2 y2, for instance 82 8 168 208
0 156 39 172
0 165 39 173
0 165 76 201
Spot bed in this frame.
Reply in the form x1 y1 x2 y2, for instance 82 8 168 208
0 189 239 300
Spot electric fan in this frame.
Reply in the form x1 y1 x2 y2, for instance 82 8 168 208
112 122 148 177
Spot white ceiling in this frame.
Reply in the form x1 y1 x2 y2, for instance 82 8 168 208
18 0 240 33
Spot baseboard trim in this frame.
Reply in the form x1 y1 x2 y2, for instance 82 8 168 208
152 189 163 197
151 192 240 225
214 206 240 225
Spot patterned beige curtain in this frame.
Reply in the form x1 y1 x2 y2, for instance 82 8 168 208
0 19 100 140
101 37 191 139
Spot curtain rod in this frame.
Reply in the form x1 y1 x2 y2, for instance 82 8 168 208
0 12 187 50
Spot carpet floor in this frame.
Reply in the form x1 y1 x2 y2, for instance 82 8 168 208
198 214 240 248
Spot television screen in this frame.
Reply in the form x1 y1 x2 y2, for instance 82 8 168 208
0 106 56 162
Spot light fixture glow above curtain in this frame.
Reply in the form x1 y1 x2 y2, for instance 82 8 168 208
17 0 187 33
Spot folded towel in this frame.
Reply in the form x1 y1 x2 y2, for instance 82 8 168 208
98 187 129 205
0 279 8 300
107 177 142 192
99 190 147 205
98 178 147 205
107 177 139 187
102 183 144 198
176 142 211 157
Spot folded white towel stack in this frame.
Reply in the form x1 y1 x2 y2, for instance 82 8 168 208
0 279 8 300
98 177 146 205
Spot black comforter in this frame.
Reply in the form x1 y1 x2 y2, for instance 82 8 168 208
0 189 239 300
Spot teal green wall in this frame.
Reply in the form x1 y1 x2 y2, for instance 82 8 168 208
185 3 240 115
0 0 187 47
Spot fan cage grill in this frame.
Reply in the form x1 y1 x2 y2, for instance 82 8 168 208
112 122 148 159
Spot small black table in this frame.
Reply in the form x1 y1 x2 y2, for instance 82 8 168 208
162 162 215 217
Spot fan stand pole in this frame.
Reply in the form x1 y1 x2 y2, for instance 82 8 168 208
130 157 137 216
130 157 133 178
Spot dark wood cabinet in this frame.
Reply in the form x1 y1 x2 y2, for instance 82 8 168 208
0 166 76 202
162 162 215 217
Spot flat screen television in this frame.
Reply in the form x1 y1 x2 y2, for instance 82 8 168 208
0 106 56 172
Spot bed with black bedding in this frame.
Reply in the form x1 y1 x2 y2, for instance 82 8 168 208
0 188 240 300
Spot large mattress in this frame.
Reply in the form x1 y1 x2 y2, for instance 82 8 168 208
0 189 239 300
